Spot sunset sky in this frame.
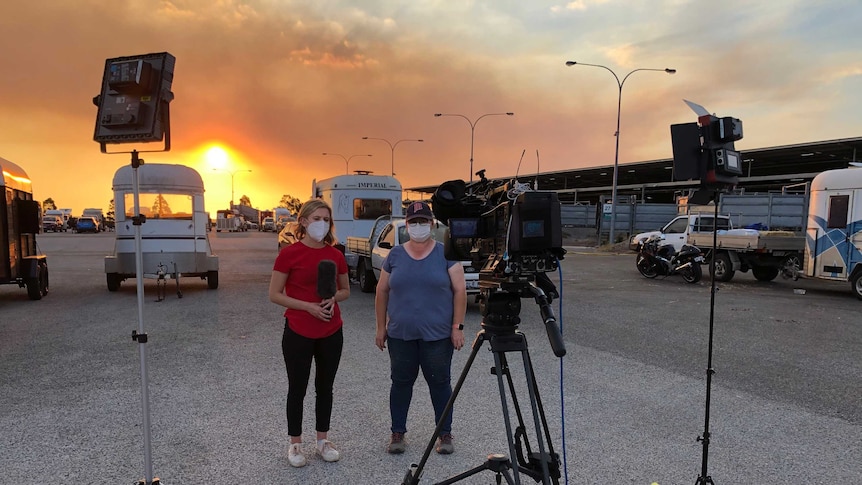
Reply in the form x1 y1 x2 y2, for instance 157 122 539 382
1 1 860 214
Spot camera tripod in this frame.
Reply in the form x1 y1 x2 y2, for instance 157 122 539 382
402 283 566 485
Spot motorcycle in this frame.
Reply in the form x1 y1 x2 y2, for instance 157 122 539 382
635 234 704 283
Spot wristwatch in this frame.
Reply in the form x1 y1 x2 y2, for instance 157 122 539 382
454 324 464 330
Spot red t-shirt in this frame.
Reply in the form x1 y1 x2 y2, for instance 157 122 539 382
273 241 348 338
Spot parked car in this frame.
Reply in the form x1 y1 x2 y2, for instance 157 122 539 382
75 216 99 233
42 215 66 232
262 217 275 232
277 221 300 251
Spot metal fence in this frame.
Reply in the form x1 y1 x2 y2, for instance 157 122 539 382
719 193 808 231
584 192 808 243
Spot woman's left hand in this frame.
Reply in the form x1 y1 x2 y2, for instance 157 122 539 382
451 328 465 350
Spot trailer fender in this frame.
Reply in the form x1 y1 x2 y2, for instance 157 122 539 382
21 255 47 279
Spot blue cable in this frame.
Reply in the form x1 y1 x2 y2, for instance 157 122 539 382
556 260 569 484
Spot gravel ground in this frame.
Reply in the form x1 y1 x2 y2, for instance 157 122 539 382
1 231 859 484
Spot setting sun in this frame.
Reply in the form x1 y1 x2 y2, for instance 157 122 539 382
205 145 230 170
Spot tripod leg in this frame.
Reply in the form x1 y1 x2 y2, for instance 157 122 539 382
523 350 560 467
518 348 557 485
403 331 488 485
492 349 524 485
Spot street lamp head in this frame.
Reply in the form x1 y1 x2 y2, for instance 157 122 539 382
417 139 425 142
433 113 442 117
665 68 677 74
565 61 577 66
505 112 514 116
361 136 369 139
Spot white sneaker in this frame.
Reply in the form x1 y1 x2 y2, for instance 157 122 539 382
288 443 307 467
317 439 340 462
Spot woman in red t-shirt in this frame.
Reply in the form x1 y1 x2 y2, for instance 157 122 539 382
268 199 350 467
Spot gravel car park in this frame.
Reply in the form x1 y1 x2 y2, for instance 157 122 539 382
2 233 859 484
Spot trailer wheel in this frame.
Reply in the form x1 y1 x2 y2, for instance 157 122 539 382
40 264 49 296
850 272 862 301
358 259 377 293
752 266 780 282
26 263 48 300
26 278 41 300
709 253 735 282
207 271 219 289
107 273 121 292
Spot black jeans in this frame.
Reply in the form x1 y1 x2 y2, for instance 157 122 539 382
282 321 344 437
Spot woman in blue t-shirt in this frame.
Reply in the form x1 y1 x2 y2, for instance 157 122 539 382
374 201 467 455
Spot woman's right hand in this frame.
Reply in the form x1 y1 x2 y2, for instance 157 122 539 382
375 328 387 351
307 301 331 321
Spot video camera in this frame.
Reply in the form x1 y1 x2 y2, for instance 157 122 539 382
431 170 566 294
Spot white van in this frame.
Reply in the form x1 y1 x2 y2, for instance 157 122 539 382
105 163 219 292
311 172 403 268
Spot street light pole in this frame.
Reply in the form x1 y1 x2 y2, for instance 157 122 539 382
212 168 252 209
434 112 514 183
361 137 423 177
565 61 675 244
322 152 373 174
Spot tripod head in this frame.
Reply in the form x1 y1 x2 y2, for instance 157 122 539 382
479 276 566 358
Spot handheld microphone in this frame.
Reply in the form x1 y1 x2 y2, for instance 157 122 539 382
317 260 338 299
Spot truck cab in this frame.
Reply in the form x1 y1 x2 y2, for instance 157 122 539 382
262 217 275 232
630 214 732 252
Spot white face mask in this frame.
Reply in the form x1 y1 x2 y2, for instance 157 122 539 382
407 222 432 242
306 220 330 242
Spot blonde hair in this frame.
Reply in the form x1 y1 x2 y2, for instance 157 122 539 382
296 199 336 245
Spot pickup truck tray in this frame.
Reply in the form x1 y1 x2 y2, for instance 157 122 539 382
688 230 804 251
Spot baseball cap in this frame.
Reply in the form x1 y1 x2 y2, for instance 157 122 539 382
405 201 433 222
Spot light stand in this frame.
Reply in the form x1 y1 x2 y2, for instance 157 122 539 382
98 105 171 485
694 188 722 485
402 283 565 485
93 52 175 484
129 149 160 485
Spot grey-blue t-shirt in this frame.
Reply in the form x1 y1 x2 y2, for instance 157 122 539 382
383 243 456 341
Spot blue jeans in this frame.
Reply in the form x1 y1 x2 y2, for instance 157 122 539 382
388 337 454 435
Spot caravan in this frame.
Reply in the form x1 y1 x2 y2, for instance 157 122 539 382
0 157 48 299
805 167 862 299
105 163 219 292
311 172 403 268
